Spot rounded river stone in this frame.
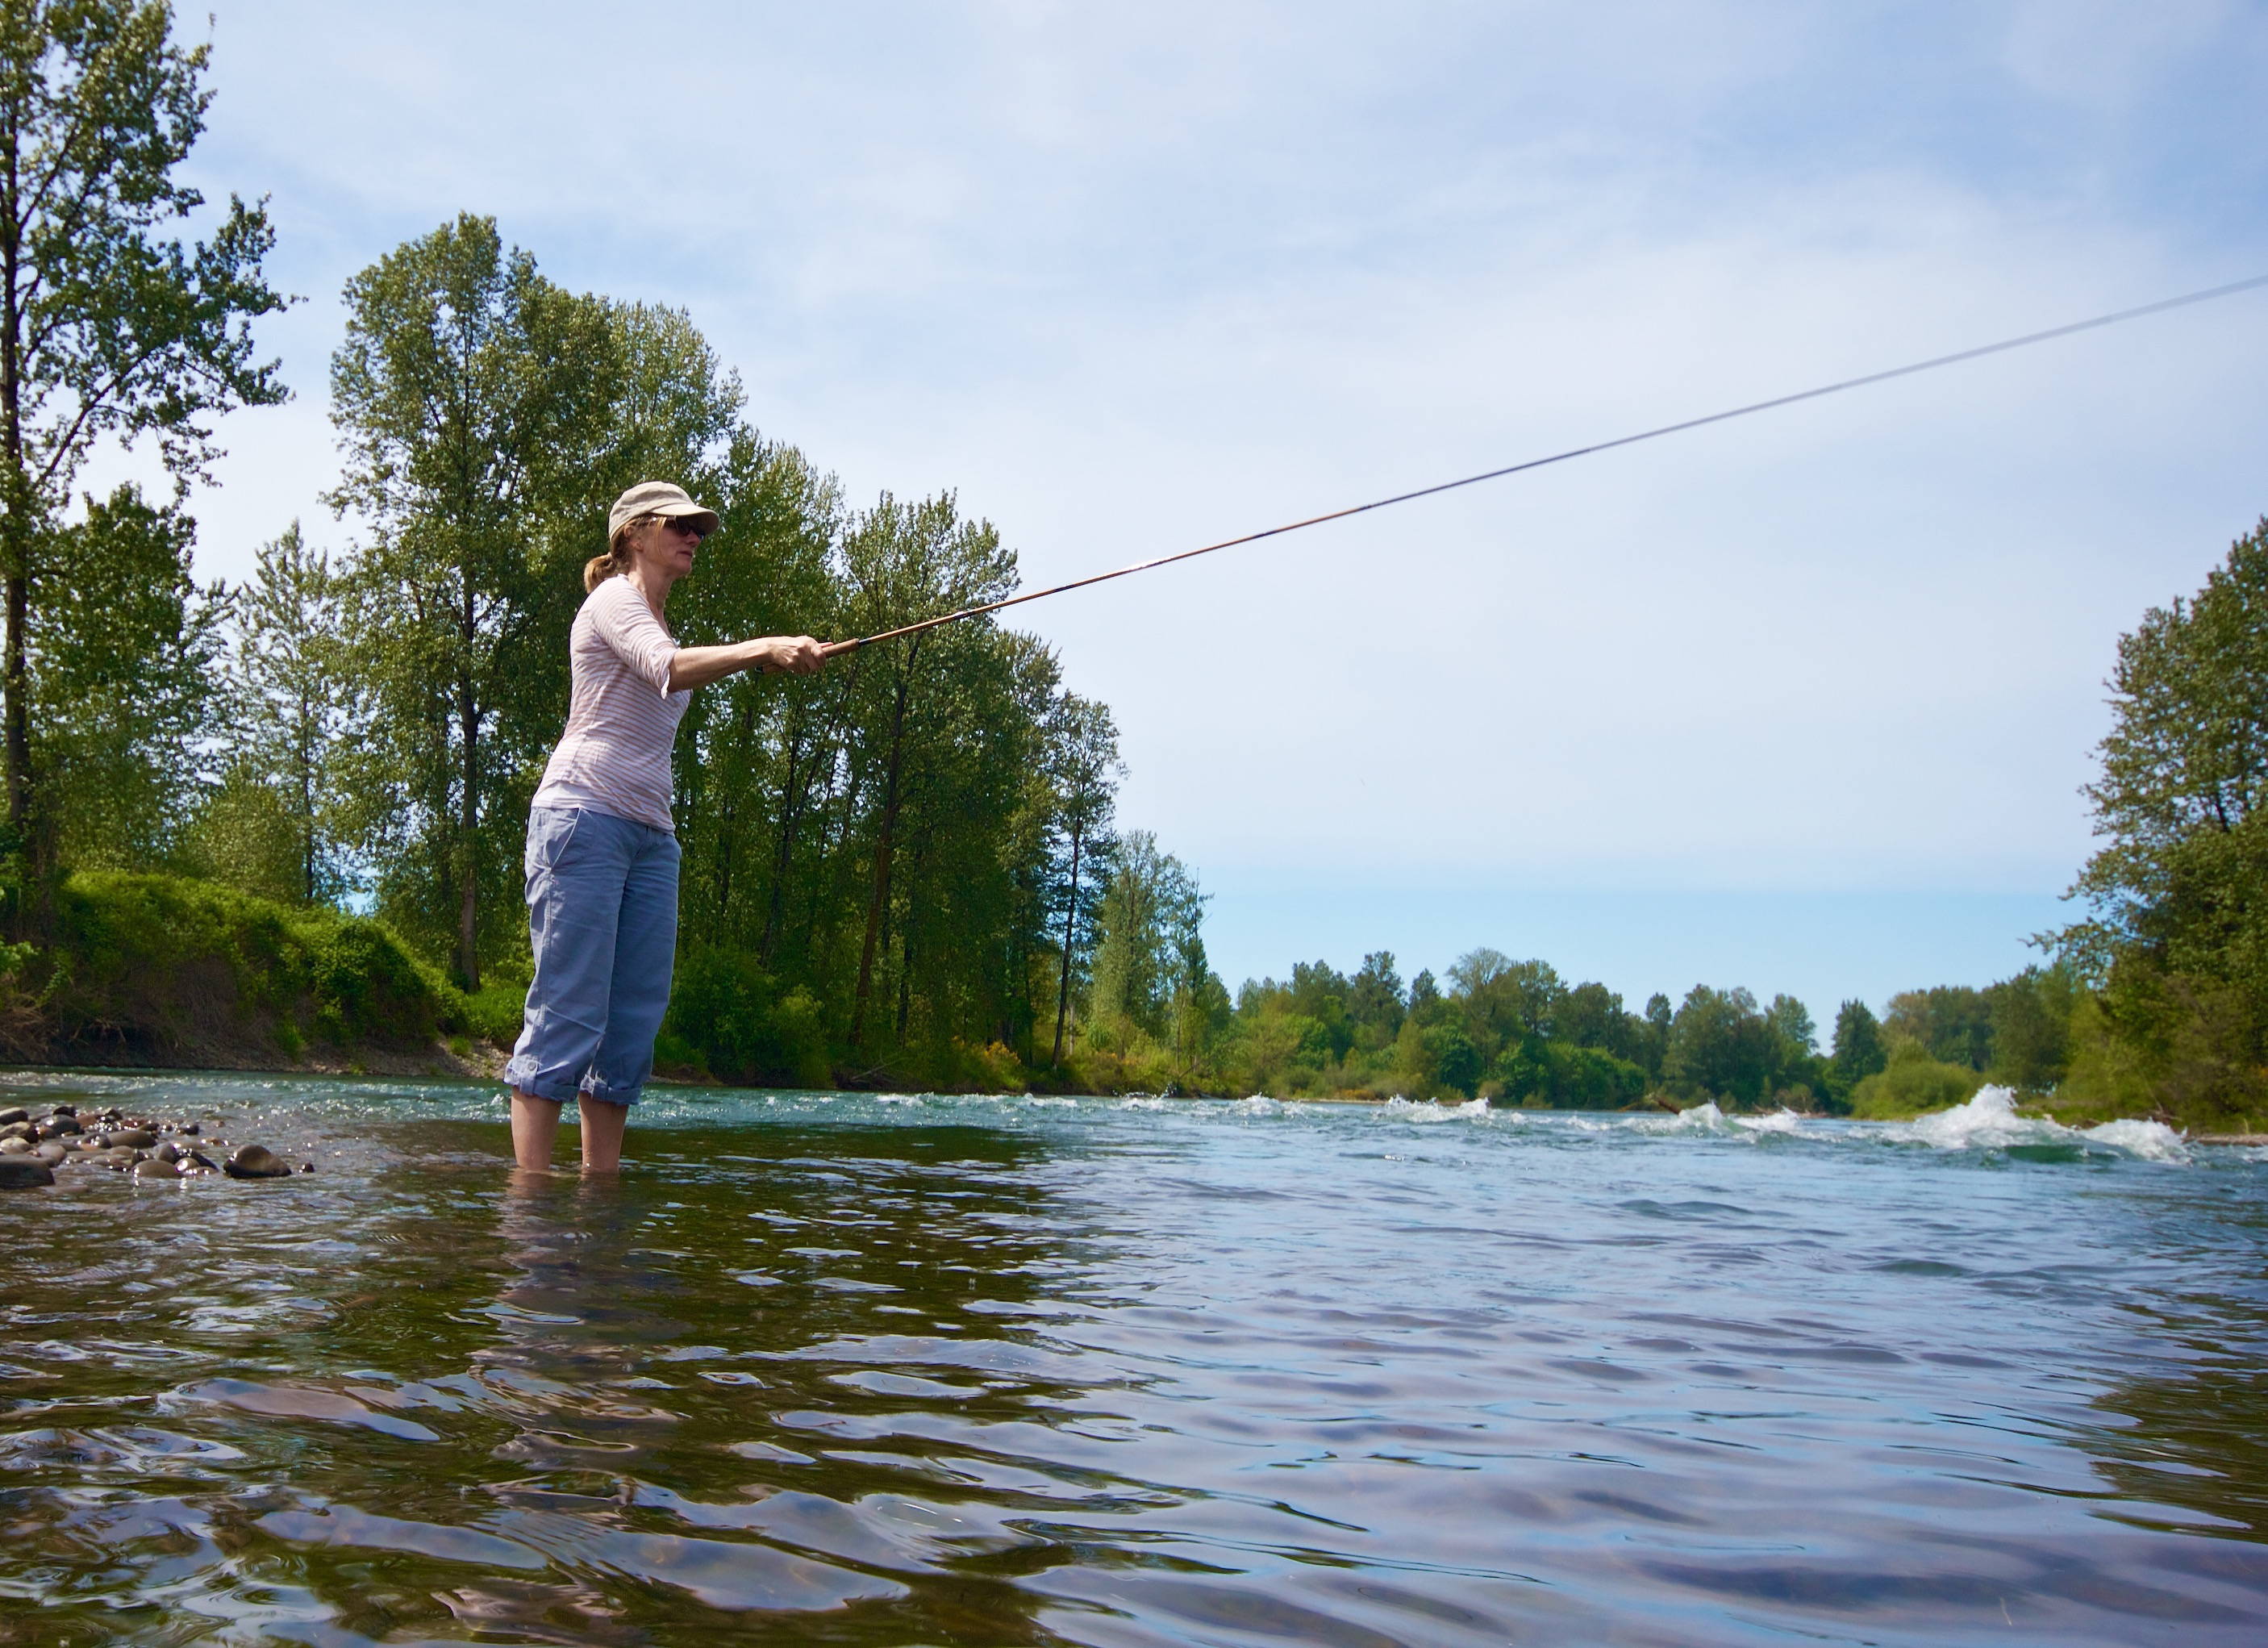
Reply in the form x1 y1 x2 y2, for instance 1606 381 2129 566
0 1158 55 1189
223 1144 293 1180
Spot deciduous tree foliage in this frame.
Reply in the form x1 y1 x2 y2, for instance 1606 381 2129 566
34 484 216 871
2057 519 2268 1121
0 0 282 916
327 214 610 988
202 522 348 905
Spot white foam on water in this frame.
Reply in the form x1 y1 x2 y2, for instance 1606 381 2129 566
1734 1108 1805 1135
2079 1116 2190 1162
1892 1086 2190 1162
1630 1100 1727 1135
1379 1095 1494 1124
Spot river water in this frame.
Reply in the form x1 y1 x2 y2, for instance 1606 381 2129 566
2 1075 2265 1646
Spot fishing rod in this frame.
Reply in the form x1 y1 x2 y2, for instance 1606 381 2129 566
817 272 2268 659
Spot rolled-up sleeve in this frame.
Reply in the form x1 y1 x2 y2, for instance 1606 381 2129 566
588 579 680 694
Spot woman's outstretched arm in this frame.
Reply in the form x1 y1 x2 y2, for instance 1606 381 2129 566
666 635 827 692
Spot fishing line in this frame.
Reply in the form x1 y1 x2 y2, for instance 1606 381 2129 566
818 272 2268 658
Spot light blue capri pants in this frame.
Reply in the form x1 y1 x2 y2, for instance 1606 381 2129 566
502 805 681 1107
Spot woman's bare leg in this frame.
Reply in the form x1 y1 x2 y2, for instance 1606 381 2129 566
578 1095 628 1173
509 1090 563 1171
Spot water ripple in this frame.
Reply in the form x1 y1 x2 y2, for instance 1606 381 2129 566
1 1075 2266 1642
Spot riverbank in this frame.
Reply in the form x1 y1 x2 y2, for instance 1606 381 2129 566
0 872 517 1078
0 872 2224 1132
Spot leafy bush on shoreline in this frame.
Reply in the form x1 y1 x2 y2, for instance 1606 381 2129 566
1845 1044 1987 1120
2 870 484 1064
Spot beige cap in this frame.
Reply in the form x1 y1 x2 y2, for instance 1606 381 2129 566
610 480 719 541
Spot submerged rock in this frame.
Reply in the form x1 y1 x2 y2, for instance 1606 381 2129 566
31 1143 65 1167
224 1145 293 1180
48 1114 81 1135
102 1129 156 1150
0 1107 26 1126
153 1141 181 1164
0 1158 54 1189
133 1158 181 1180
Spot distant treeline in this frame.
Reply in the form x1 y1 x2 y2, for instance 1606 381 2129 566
1060 871 2083 1116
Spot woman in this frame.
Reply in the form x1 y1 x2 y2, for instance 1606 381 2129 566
504 480 826 1173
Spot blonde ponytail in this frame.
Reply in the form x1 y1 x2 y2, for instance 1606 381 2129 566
583 513 657 593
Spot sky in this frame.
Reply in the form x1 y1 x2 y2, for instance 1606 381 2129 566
100 0 2268 1025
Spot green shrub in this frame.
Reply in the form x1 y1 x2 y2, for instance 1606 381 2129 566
40 870 463 1060
663 947 833 1088
459 978 528 1049
1846 1043 1986 1119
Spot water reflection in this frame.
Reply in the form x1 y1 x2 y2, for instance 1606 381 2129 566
6 1083 2268 1644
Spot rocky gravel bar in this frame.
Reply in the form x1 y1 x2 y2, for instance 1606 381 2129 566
0 1103 311 1189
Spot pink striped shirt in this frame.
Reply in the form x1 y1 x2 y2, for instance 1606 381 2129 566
531 577 692 832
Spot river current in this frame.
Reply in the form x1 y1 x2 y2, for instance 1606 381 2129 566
1 1074 2265 1646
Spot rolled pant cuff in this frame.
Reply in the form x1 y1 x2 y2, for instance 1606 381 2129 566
502 1058 581 1104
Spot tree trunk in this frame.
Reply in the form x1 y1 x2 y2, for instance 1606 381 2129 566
848 675 910 1047
298 693 318 903
0 117 27 931
712 691 759 936
1051 822 1082 1066
457 581 481 991
762 693 809 963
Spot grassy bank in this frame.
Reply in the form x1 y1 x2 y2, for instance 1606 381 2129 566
0 871 517 1074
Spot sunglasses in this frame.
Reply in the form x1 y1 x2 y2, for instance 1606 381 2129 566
661 517 709 543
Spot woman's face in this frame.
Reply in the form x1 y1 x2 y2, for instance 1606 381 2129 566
636 515 704 584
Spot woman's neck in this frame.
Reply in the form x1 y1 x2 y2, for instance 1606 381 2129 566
626 561 675 616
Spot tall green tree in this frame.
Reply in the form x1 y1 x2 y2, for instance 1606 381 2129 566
0 0 284 912
1664 984 1777 1105
832 492 1015 1047
2054 520 2268 1116
1040 692 1119 1065
1087 829 1213 1057
1346 951 1406 1045
328 214 609 987
33 482 217 869
1884 984 1994 1070
1829 999 1887 1094
209 521 346 903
